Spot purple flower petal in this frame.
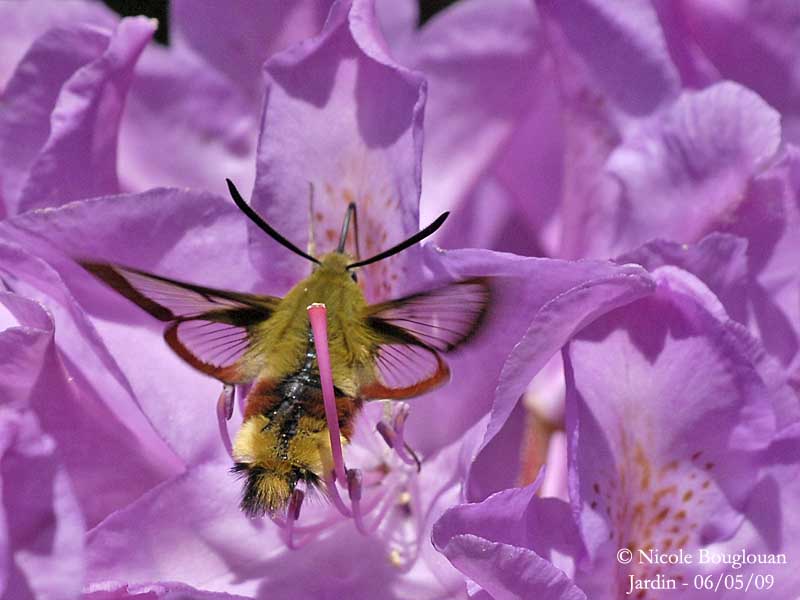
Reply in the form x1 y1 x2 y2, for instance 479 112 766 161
0 292 55 409
617 142 800 369
679 0 800 142
433 484 587 599
0 246 180 527
0 409 85 600
117 45 258 198
599 81 781 256
2 17 154 215
0 0 115 90
399 0 546 230
1 22 109 215
620 235 800 429
374 0 417 54
619 234 749 319
0 189 259 465
718 146 800 366
537 0 680 115
404 249 646 459
85 442 469 599
707 424 800 599
467 260 655 500
1 294 85 598
170 0 331 105
84 581 251 599
251 0 426 298
565 267 775 595
85 462 266 594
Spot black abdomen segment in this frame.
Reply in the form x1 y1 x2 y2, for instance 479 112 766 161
244 328 360 450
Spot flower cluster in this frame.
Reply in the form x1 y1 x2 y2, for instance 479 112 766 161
1 1 798 599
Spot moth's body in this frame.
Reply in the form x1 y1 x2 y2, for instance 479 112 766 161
233 253 372 513
82 182 489 516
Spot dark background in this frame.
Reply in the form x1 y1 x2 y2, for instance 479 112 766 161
102 0 461 45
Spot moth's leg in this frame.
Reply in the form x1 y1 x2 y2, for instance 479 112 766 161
216 384 235 457
307 182 317 257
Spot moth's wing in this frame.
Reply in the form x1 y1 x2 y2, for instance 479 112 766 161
359 277 490 400
81 262 280 383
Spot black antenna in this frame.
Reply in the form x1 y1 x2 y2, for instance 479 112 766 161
346 212 449 270
226 179 320 265
337 203 361 258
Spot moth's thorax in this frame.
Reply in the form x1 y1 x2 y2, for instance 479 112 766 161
246 252 376 391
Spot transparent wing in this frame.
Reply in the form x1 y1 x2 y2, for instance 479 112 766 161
82 262 279 383
366 277 490 351
359 278 490 400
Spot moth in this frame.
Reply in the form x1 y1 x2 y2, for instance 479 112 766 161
81 180 490 515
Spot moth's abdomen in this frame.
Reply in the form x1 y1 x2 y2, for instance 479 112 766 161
232 376 362 515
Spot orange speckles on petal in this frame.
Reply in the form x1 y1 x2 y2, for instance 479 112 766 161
650 507 670 525
635 445 652 490
659 460 678 475
651 485 677 507
682 490 694 502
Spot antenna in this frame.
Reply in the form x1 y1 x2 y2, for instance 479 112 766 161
226 179 321 265
346 212 449 270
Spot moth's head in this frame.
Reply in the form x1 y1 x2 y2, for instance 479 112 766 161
317 252 360 284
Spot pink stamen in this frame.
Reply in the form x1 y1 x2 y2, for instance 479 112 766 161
367 485 402 533
323 469 353 518
269 513 287 529
307 303 348 484
216 384 234 457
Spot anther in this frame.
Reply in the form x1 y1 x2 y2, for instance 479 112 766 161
324 469 353 518
347 468 369 534
376 409 421 471
376 421 396 447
